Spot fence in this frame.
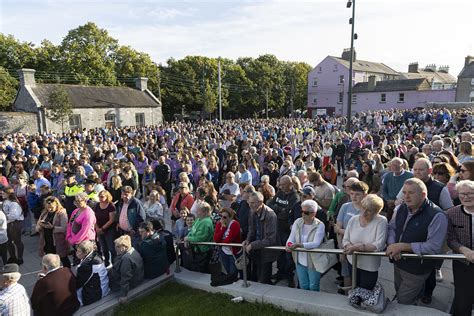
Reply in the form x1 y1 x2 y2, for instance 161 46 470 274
175 241 467 290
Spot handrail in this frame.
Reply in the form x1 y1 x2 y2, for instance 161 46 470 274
176 241 467 290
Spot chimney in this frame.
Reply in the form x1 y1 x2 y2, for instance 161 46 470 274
135 77 148 91
368 75 376 91
341 48 356 61
408 62 419 73
465 56 474 67
17 68 36 86
424 64 436 72
438 65 450 73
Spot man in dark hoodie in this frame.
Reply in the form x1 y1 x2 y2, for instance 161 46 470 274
266 175 300 287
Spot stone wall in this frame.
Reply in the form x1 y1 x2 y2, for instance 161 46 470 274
0 112 39 135
455 78 474 102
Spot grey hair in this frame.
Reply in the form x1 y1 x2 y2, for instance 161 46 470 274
404 178 428 194
77 240 96 255
261 175 270 183
75 192 89 202
346 169 359 179
249 191 264 202
301 199 319 213
1 272 21 282
456 180 474 192
42 254 61 271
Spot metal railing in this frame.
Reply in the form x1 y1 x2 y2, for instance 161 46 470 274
174 241 467 290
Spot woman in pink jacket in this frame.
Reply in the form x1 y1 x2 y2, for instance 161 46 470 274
66 192 96 262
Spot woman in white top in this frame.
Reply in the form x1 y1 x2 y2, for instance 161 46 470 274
2 187 25 264
322 142 333 169
143 190 164 221
286 200 325 291
0 210 8 265
342 194 387 290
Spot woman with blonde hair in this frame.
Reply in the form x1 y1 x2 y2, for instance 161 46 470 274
109 174 122 204
37 196 70 267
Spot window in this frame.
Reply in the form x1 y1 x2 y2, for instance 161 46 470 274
470 91 474 102
104 113 116 128
338 92 343 104
471 78 474 85
380 93 386 102
313 98 317 105
398 93 405 102
312 78 318 87
318 66 322 72
69 114 82 130
339 75 344 84
135 113 145 127
352 94 357 103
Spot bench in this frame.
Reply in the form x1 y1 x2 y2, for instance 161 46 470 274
75 272 174 316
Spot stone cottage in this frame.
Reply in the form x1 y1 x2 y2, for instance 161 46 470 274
13 69 163 133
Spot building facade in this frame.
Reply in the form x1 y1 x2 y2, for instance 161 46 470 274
13 69 163 133
455 56 474 102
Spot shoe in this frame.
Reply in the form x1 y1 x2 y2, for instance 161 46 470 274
270 273 281 282
420 296 432 304
435 269 443 282
337 289 346 295
30 232 39 237
6 258 17 264
16 259 24 265
288 279 296 288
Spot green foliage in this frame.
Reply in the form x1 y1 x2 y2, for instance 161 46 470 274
0 22 311 120
46 86 72 133
115 282 307 316
0 66 18 110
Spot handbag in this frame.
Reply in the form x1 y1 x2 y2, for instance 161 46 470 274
313 238 338 274
348 283 388 314
233 251 245 270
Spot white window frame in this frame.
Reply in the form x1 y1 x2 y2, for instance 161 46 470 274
338 92 343 104
352 94 357 103
312 78 318 87
398 93 405 103
69 114 82 131
380 93 386 103
135 113 145 127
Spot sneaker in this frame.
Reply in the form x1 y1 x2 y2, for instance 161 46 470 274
288 279 296 288
435 269 443 282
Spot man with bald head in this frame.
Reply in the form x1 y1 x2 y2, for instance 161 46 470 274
267 175 300 287
382 158 413 221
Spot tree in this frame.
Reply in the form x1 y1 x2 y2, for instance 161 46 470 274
60 22 118 85
0 66 18 110
0 34 37 70
46 86 73 133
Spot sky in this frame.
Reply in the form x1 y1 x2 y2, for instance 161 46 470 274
1 0 473 76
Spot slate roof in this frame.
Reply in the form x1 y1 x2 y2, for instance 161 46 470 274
31 84 160 108
399 70 456 84
458 61 474 78
352 78 430 93
330 56 399 75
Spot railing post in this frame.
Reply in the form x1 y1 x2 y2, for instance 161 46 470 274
175 245 181 273
242 249 249 288
351 253 357 290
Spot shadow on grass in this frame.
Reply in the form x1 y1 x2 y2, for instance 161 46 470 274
114 281 309 316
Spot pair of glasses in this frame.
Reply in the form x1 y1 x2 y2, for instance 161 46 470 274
460 169 469 173
221 216 229 220
302 211 313 215
46 200 54 204
458 192 474 198
433 172 446 176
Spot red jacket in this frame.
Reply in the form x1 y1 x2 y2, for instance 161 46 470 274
170 193 194 217
214 219 242 255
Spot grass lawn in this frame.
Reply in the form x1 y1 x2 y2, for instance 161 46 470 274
114 281 307 316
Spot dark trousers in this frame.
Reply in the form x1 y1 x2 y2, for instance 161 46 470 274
336 157 345 175
7 221 24 260
348 262 378 290
98 228 117 266
276 231 294 280
423 261 443 297
249 250 273 284
451 260 474 316
0 242 7 266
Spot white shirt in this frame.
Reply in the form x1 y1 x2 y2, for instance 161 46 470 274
2 200 24 223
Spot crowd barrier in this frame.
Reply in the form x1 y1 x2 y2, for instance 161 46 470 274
175 241 467 290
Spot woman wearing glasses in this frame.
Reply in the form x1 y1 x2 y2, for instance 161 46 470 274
213 208 241 277
448 161 474 203
37 196 70 267
447 180 474 316
286 200 325 291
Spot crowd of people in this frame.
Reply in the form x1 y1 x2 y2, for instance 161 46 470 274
0 107 472 315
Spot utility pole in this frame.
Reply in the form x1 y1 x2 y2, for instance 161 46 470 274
218 59 222 122
290 77 295 116
265 88 269 119
346 0 356 131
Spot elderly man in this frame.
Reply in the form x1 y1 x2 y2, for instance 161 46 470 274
154 155 172 204
31 254 80 315
219 172 240 208
382 157 413 221
0 264 30 315
242 192 279 284
308 171 335 213
386 178 448 305
116 185 146 248
395 157 453 302
267 175 300 287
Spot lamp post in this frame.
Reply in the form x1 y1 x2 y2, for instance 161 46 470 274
346 0 356 131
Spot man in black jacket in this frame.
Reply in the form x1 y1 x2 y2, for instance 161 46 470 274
267 175 300 287
333 138 347 176
154 156 172 204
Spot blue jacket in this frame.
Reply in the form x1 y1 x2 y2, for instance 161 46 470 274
116 197 146 232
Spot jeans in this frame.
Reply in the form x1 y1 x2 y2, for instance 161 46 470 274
99 228 117 266
7 221 24 260
296 263 321 291
277 231 294 280
220 250 237 275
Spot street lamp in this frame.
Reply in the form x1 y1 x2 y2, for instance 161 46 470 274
346 0 357 131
